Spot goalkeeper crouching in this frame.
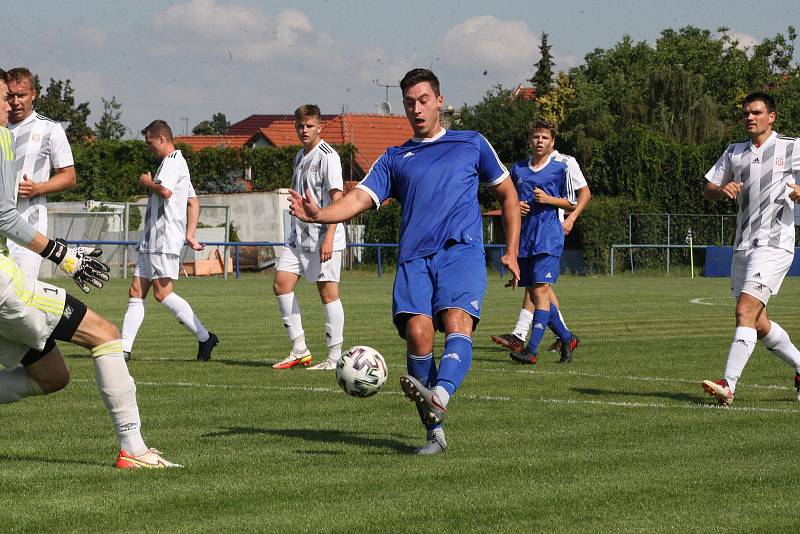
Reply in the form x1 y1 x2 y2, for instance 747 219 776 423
0 69 180 468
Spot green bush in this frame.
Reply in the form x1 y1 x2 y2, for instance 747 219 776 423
362 201 401 265
578 195 664 273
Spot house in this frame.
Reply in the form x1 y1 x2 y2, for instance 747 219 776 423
175 113 413 179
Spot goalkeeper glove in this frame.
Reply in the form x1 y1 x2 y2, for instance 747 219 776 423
40 238 111 293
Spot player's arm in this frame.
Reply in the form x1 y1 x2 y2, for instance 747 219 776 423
533 187 574 210
562 185 592 235
140 171 172 199
320 189 343 262
185 196 204 251
704 148 739 201
492 177 521 287
18 166 76 198
289 187 373 224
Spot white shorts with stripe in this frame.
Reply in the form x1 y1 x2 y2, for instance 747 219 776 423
134 252 180 280
276 245 342 283
731 246 793 299
0 255 66 369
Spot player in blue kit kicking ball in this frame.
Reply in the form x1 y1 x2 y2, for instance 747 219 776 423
507 120 577 365
289 68 520 455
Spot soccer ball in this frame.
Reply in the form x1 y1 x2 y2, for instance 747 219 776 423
336 346 388 398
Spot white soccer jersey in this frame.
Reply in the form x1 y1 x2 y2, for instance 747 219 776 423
288 140 346 252
8 111 74 233
552 150 587 222
138 150 197 255
706 132 800 253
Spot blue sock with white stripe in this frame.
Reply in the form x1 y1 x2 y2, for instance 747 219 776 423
435 333 473 397
407 352 439 429
526 309 551 353
548 303 572 342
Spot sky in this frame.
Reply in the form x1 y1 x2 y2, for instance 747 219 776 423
3 0 799 136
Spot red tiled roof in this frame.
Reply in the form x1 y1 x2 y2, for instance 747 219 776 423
249 113 412 172
512 84 537 101
227 114 337 136
174 135 250 150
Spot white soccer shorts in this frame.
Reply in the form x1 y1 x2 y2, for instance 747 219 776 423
730 246 794 301
276 245 342 283
7 240 44 279
134 252 181 280
0 255 66 369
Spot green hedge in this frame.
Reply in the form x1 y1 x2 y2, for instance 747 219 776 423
54 140 360 201
361 201 402 265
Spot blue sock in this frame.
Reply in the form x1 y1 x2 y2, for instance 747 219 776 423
435 333 473 397
407 352 440 430
548 303 572 342
527 309 551 353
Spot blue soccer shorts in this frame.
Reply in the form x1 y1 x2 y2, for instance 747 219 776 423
392 242 487 338
519 254 560 287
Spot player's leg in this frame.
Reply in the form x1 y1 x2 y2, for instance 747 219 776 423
68 305 181 467
272 246 311 368
153 276 217 361
0 341 68 402
547 285 579 364
308 250 345 370
121 275 152 361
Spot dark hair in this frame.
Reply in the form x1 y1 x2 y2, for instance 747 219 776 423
294 104 321 122
743 92 776 113
400 68 440 96
529 119 558 138
6 67 35 87
141 119 173 140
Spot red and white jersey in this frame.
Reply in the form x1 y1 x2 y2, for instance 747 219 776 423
288 139 345 252
138 150 197 255
9 111 74 233
706 132 800 253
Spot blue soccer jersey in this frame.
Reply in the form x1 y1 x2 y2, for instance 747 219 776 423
357 129 508 264
513 155 575 257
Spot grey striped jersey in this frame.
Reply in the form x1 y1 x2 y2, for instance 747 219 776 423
138 150 197 255
8 111 74 233
288 140 346 252
706 132 800 252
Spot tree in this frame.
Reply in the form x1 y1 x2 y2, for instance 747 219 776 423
529 32 555 97
192 112 230 135
34 78 92 144
94 96 127 140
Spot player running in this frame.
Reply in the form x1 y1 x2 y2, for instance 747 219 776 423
272 105 346 371
491 121 590 363
0 69 180 468
702 92 800 406
289 68 520 455
120 120 218 362
6 67 77 278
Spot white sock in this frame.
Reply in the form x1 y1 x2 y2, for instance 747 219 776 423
428 427 446 444
434 385 450 408
121 298 146 353
324 299 345 360
161 293 209 342
0 366 44 403
276 292 306 353
327 343 342 363
723 327 758 392
91 341 147 456
512 309 533 340
761 321 800 372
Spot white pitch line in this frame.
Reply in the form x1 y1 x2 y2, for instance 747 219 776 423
69 379 800 414
690 297 716 306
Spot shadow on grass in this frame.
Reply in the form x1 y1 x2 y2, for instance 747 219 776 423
572 387 700 403
202 427 414 453
0 453 105 467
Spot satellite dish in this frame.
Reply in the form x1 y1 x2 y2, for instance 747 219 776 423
378 101 391 115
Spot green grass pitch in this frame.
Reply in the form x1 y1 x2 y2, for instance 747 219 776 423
2 271 800 532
